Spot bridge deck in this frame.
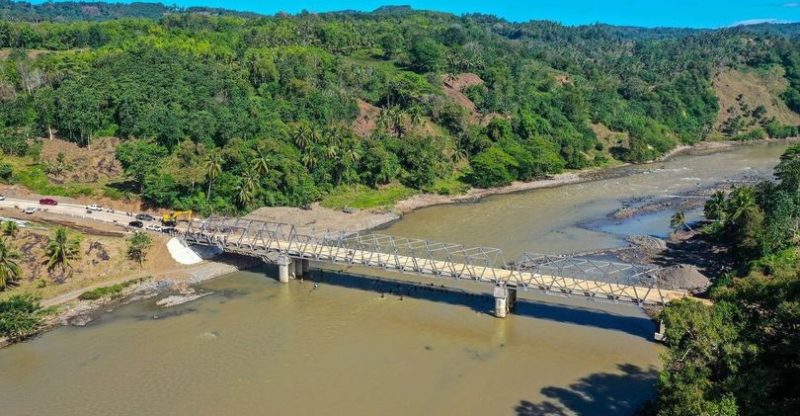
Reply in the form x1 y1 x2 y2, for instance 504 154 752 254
183 217 690 306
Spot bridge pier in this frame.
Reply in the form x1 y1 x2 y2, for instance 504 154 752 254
301 259 310 276
277 255 291 283
493 284 509 318
294 259 303 279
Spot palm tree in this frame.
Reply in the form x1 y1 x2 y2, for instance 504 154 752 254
302 152 318 169
252 148 270 177
2 220 19 238
408 105 424 127
293 123 311 150
204 151 224 201
704 190 727 224
325 145 338 160
727 187 756 223
670 211 692 233
236 169 259 208
46 227 82 275
0 238 21 291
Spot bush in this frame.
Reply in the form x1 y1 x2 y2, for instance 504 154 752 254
467 145 518 188
0 163 13 181
0 294 44 340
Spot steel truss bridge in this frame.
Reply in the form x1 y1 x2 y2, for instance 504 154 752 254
182 216 690 306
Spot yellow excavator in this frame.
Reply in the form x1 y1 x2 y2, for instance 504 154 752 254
161 210 192 227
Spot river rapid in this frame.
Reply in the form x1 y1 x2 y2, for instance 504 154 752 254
0 142 789 416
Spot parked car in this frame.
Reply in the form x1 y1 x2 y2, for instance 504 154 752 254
161 226 178 235
0 194 5 201
145 224 162 232
87 204 103 211
39 198 58 206
128 220 144 228
136 213 156 221
23 207 37 214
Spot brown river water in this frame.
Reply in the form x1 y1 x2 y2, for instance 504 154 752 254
0 142 790 416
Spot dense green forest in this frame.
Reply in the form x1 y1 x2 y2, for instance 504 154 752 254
1 2 800 213
656 144 800 416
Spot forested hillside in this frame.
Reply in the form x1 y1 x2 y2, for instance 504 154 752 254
1 2 800 213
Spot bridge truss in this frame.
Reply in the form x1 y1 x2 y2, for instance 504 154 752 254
183 216 683 305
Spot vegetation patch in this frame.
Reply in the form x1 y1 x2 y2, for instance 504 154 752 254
0 294 45 341
78 280 137 301
320 183 416 210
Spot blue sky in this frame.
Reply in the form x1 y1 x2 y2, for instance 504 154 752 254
36 1 800 28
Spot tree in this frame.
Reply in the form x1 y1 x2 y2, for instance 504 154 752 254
116 140 168 192
775 143 800 192
2 220 19 238
704 190 727 225
0 237 22 291
45 227 82 276
670 211 691 233
408 37 444 73
127 231 152 267
204 150 224 202
236 169 259 208
0 294 44 341
468 145 518 188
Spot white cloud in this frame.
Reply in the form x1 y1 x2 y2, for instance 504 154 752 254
730 18 792 27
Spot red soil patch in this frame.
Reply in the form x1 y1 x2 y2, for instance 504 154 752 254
441 73 500 126
353 100 381 137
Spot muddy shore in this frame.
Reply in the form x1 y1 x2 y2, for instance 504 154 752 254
249 139 796 234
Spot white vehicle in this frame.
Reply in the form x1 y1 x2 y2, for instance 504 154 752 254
87 204 103 211
23 207 37 214
0 194 5 201
146 224 162 232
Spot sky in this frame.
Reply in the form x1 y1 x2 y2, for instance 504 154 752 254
35 1 800 28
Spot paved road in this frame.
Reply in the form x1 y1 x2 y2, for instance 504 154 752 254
0 197 157 229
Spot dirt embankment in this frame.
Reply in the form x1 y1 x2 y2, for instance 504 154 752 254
442 73 501 125
247 203 399 233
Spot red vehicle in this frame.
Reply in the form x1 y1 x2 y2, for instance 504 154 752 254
39 198 58 206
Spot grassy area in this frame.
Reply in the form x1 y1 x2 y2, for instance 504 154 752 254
78 279 141 301
320 183 417 210
424 173 470 195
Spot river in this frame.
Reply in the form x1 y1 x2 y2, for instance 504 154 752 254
0 142 789 415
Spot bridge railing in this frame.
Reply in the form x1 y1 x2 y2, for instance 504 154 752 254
184 216 672 305
509 253 664 303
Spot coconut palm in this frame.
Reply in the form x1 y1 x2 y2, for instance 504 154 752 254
204 151 224 201
302 152 318 169
293 123 312 150
670 211 692 233
236 169 259 208
727 187 756 223
408 105 424 127
252 149 270 177
45 227 82 275
704 190 727 224
2 220 19 238
0 238 21 291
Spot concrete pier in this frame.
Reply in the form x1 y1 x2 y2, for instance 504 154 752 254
278 255 291 283
294 259 303 278
301 259 310 275
493 284 509 318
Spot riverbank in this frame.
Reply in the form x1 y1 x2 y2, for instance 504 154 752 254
250 138 796 234
0 253 259 349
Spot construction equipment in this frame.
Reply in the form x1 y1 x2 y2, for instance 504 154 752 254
161 210 192 227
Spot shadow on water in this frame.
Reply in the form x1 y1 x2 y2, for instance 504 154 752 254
515 364 659 416
300 267 655 340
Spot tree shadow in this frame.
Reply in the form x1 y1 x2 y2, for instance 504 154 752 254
515 364 659 416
